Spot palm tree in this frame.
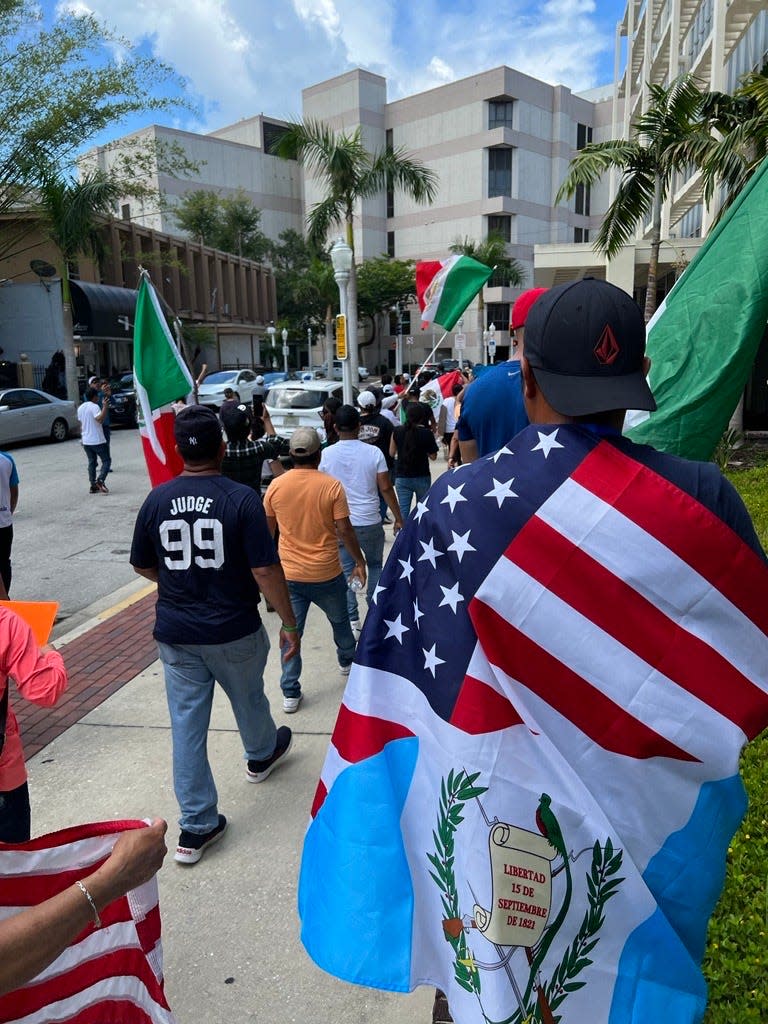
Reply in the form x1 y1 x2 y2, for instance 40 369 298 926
36 170 123 400
449 231 524 342
556 75 705 322
273 118 438 381
688 66 768 218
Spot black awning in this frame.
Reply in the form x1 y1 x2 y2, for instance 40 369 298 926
70 281 137 341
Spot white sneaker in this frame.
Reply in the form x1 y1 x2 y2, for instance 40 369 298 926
283 694 303 713
339 663 352 676
351 622 362 641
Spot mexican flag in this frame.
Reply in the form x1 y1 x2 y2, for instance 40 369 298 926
416 255 493 331
626 154 768 460
133 275 194 487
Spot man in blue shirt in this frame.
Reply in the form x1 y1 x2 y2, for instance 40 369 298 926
130 406 300 865
457 288 547 461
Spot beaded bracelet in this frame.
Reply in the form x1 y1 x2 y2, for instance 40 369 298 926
75 880 102 928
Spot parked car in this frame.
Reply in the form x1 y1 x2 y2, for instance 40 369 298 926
261 370 297 388
197 369 262 410
265 378 358 438
320 360 369 383
107 372 137 427
0 388 79 444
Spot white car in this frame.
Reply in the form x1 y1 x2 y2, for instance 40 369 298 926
197 369 261 410
322 360 369 382
0 388 79 444
265 378 358 438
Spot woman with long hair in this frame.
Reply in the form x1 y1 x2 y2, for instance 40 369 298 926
389 401 438 516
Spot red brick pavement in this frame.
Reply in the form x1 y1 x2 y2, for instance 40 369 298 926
15 591 159 760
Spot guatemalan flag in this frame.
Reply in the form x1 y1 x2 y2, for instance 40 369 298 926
299 424 768 1024
0 820 175 1023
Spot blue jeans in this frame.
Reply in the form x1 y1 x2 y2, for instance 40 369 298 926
339 523 384 622
281 574 356 697
83 443 111 484
396 475 431 517
158 627 276 834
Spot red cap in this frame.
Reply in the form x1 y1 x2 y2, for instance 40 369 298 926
510 288 548 331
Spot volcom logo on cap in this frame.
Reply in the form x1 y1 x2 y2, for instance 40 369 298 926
594 324 620 366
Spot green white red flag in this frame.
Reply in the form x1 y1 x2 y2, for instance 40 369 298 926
417 255 493 331
133 274 193 486
626 154 768 459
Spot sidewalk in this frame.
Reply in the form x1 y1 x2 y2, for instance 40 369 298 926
23 561 434 1024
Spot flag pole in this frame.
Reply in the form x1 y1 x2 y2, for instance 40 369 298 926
412 331 448 380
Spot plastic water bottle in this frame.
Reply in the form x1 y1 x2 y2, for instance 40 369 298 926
349 577 364 592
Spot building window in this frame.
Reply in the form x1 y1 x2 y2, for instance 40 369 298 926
263 121 290 155
574 227 590 243
675 203 703 239
574 183 591 217
488 148 513 198
487 215 511 242
121 203 131 220
386 129 394 218
486 303 510 329
576 123 593 150
488 99 514 130
387 231 395 257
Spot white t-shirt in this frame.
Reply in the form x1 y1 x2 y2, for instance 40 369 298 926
77 400 106 446
319 439 386 527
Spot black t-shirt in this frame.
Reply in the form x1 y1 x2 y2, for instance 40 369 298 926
130 475 278 644
392 424 439 478
359 412 394 469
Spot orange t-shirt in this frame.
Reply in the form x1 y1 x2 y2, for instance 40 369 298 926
263 468 350 583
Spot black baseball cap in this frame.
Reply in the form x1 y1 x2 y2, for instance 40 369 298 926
174 404 223 457
524 278 656 416
220 402 251 436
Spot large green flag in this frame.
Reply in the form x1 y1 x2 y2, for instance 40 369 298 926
626 155 768 459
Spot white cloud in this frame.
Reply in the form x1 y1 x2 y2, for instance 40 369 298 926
49 0 623 132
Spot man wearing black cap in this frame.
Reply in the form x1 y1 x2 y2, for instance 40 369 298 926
333 277 766 1024
130 405 300 865
220 402 289 492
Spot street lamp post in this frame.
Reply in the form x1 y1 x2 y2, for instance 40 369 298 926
281 327 289 376
482 327 489 366
392 304 404 376
267 321 276 370
487 322 496 365
330 237 354 404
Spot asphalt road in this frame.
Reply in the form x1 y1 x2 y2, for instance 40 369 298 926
4 425 152 636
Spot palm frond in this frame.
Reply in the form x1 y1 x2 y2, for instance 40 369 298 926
555 141 644 202
306 194 347 250
594 170 656 258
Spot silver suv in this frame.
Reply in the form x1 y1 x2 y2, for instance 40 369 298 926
265 378 359 438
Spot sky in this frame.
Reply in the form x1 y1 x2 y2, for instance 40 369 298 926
49 0 628 138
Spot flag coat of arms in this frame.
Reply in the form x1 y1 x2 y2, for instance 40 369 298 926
0 820 174 1023
417 256 493 332
133 275 193 487
298 424 767 1024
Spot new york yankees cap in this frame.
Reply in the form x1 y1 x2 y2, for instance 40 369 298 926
174 404 223 456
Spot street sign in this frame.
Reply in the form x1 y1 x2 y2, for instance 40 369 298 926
336 314 347 359
487 339 497 353
282 345 290 356
455 333 466 350
406 335 414 346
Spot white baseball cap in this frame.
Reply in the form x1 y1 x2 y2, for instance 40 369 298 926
357 391 376 409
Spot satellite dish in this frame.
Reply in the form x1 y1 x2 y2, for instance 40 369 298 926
30 259 57 278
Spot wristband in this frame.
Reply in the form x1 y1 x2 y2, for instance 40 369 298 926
76 880 102 928
281 623 299 633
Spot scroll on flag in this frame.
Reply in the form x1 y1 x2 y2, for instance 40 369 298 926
133 275 193 487
0 819 175 1023
298 424 768 1024
417 256 493 331
626 154 768 460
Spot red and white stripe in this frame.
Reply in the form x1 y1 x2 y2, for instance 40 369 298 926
0 821 174 1024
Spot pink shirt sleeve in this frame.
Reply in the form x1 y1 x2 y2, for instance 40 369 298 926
0 610 67 708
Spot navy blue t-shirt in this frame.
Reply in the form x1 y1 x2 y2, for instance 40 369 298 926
457 361 528 456
130 475 279 644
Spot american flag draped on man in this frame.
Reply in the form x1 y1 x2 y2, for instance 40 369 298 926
298 419 768 1024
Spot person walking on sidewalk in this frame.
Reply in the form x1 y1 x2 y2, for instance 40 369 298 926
319 405 402 639
263 426 366 714
0 451 18 594
130 405 300 865
77 387 111 493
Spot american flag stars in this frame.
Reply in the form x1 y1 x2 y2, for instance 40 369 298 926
532 428 564 458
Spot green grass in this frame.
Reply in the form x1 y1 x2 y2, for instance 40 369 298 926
703 445 767 1023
